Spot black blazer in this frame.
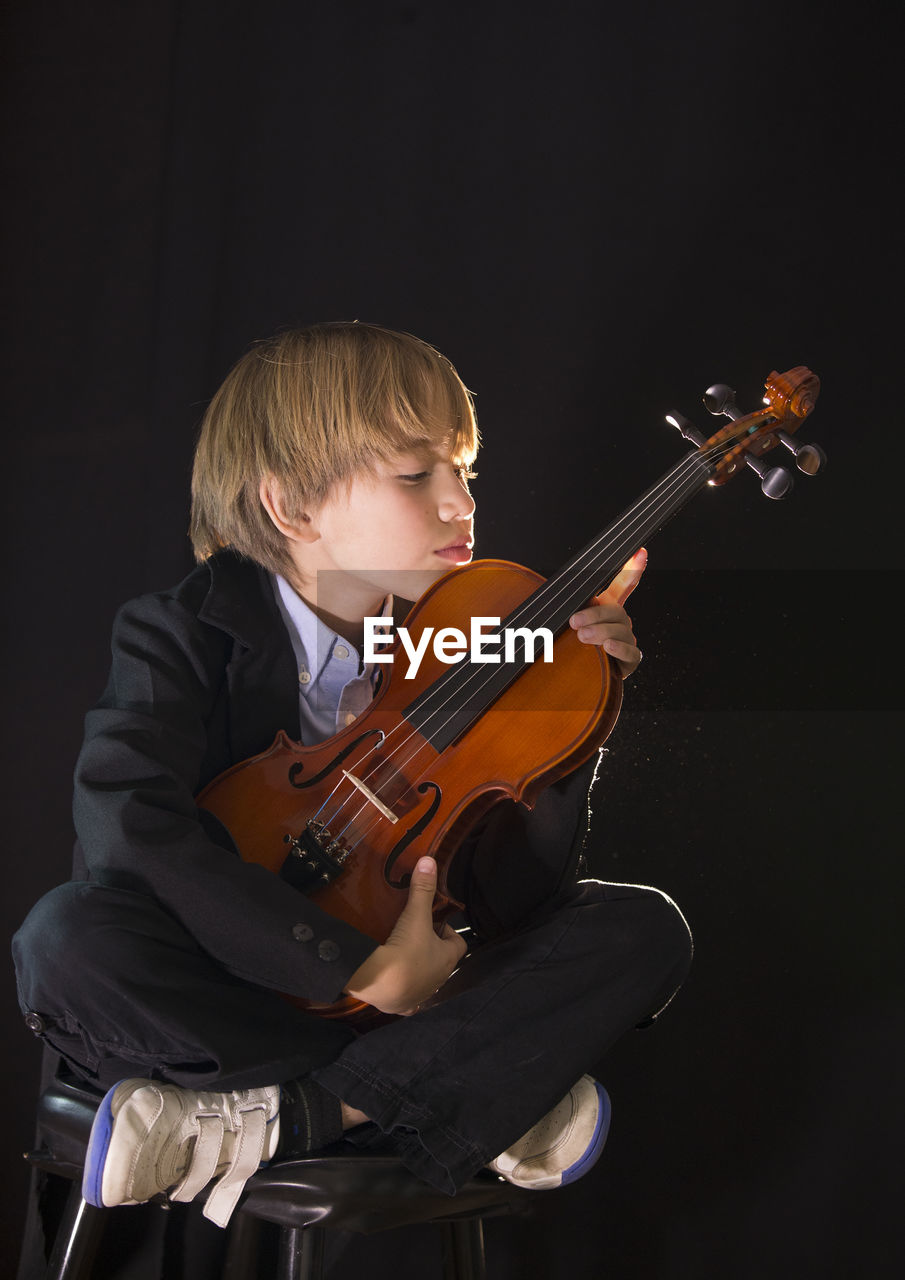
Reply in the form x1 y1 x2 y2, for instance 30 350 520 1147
72 551 600 1004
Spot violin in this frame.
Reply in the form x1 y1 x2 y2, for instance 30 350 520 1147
197 366 822 1023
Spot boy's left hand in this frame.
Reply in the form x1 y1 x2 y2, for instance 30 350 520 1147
569 548 647 680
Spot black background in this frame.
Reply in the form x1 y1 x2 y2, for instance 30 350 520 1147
2 2 902 1276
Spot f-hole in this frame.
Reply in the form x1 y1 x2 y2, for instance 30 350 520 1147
288 729 386 790
384 781 442 888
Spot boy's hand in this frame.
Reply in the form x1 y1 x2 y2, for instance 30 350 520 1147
344 856 468 1015
569 548 647 680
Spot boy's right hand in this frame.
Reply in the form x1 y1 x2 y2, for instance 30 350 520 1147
344 856 468 1015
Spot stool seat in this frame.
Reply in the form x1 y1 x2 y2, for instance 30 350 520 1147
241 1150 528 1233
25 1070 536 1278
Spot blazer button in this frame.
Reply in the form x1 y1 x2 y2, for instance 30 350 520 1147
317 940 340 962
24 1012 46 1035
292 924 314 942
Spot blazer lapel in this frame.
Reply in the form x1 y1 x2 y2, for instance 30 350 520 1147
199 552 301 767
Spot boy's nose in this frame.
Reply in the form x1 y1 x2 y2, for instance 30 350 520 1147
439 486 475 521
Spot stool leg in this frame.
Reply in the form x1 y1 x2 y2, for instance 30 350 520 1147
277 1224 325 1280
441 1218 487 1280
45 1184 107 1280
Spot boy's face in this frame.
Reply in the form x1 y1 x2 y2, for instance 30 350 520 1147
300 443 476 615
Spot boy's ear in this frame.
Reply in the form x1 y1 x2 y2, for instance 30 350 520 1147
259 477 319 543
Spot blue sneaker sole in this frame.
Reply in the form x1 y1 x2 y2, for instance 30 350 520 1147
560 1082 611 1186
82 1081 124 1207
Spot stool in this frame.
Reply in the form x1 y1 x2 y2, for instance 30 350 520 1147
24 1071 535 1279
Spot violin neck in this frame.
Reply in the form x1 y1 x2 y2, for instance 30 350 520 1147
537 449 712 632
402 450 712 751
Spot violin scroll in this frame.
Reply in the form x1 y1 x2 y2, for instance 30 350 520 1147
669 365 824 494
763 366 820 421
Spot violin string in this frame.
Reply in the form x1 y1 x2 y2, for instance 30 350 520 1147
397 434 725 742
400 426 749 733
333 449 711 842
322 433 740 849
322 437 732 851
320 432 743 847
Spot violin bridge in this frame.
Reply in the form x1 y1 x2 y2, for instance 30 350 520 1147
342 769 399 824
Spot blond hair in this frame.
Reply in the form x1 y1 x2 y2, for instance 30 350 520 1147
190 322 479 574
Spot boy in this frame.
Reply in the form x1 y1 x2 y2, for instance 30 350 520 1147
13 322 691 1230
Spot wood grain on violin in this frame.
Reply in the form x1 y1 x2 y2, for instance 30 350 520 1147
197 366 821 1023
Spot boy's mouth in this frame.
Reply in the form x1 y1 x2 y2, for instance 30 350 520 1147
434 539 473 564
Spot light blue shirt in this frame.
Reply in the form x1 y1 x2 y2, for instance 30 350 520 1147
272 574 393 744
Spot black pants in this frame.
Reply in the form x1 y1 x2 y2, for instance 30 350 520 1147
13 877 691 1193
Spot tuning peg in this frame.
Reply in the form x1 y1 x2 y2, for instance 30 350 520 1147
744 452 794 499
776 430 827 475
669 404 793 496
703 383 743 420
665 411 706 447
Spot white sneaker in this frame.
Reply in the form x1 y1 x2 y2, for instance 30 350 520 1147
488 1076 611 1190
82 1078 280 1227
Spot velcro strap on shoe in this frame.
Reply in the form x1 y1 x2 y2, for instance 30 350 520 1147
170 1114 224 1204
202 1103 268 1229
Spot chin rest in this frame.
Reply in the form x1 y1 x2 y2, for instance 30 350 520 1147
25 1070 534 1279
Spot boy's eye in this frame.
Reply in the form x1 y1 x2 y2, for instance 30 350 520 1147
396 466 477 484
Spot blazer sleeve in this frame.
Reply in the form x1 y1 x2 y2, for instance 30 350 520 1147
73 590 378 1003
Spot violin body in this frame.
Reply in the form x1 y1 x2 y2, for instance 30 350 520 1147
197 560 622 1021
